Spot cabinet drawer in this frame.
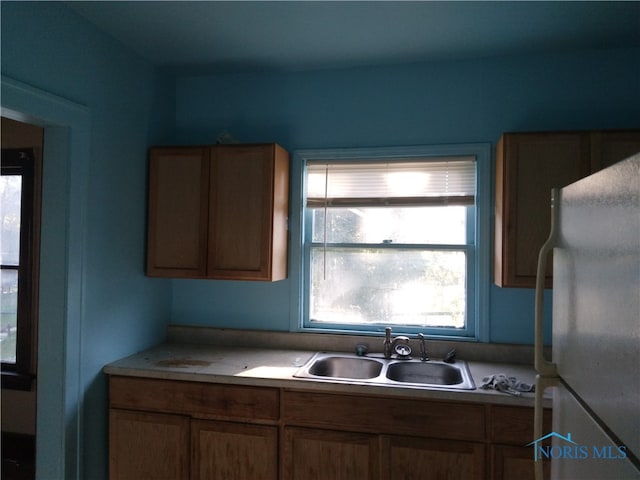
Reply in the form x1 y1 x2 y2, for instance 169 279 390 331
282 390 485 442
109 376 279 421
489 405 551 445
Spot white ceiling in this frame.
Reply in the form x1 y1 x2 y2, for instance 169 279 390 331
67 1 640 73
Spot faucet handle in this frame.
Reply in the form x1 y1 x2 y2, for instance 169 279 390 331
444 349 457 364
355 344 369 356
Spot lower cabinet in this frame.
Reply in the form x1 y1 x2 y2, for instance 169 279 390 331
492 444 546 480
382 436 485 480
109 411 278 480
192 420 278 480
109 409 190 480
282 427 379 480
281 390 486 480
489 405 552 480
108 376 550 480
282 428 485 480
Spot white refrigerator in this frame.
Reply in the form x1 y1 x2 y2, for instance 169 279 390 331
533 153 640 480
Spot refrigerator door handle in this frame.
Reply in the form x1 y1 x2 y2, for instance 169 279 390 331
535 188 559 377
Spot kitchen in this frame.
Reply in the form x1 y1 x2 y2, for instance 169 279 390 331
1 2 639 479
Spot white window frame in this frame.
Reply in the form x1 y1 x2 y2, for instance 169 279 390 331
289 144 491 341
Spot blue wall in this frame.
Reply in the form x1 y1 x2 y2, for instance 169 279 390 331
2 2 640 478
2 3 174 479
172 47 640 343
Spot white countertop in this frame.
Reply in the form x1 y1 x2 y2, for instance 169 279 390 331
104 342 551 407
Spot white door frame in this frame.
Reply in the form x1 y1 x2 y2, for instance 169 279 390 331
2 75 90 480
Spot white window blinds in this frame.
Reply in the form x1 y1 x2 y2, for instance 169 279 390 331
306 157 476 207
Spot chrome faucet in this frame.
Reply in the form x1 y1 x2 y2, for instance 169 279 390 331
418 333 429 361
383 327 412 359
383 327 393 358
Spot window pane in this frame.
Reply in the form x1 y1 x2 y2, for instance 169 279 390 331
312 206 467 244
0 175 22 266
0 269 18 364
310 247 466 328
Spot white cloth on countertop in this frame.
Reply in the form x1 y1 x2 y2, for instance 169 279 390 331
480 373 535 396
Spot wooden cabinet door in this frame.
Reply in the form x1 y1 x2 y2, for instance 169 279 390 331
495 132 591 287
109 409 190 480
192 420 277 480
282 427 379 480
590 130 640 171
489 406 551 480
147 147 209 277
491 444 549 480
208 144 289 281
381 436 484 480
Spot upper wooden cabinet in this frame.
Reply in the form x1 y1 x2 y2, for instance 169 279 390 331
495 130 640 288
589 130 640 172
494 132 590 288
147 144 290 281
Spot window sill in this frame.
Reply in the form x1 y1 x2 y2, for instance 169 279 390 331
0 370 35 391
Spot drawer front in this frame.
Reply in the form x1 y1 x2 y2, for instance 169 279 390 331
109 376 279 421
282 390 485 442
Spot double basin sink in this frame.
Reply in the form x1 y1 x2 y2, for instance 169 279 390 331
294 352 475 390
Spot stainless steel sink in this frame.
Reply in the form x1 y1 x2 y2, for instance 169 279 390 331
308 356 384 379
386 361 463 385
294 352 475 390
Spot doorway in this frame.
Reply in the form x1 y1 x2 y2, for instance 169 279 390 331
1 117 42 480
2 75 90 480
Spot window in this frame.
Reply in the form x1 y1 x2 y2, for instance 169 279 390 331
295 145 490 339
1 148 40 389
